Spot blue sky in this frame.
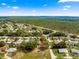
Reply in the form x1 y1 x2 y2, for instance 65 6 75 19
0 0 79 16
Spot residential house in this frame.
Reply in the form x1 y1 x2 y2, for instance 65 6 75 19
7 48 17 57
58 49 68 53
71 49 79 54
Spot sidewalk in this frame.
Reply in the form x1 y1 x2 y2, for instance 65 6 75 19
49 46 56 59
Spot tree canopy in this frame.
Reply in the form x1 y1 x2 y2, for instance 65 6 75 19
0 41 5 47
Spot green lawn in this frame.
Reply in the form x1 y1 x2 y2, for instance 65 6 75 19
13 49 51 59
68 46 79 59
68 46 79 50
52 49 66 59
0 54 5 59
70 53 79 59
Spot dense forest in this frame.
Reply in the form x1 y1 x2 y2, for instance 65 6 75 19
0 16 79 34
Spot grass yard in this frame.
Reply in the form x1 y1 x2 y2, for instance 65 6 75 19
52 49 66 59
0 54 5 59
68 46 79 59
68 46 79 50
70 53 79 59
12 49 51 59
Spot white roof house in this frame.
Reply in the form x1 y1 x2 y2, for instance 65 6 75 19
71 49 79 54
65 40 79 46
7 48 17 53
13 39 23 45
58 49 68 53
6 39 14 44
54 39 62 44
7 48 17 57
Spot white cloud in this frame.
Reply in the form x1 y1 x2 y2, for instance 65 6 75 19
1 3 6 6
12 7 19 10
65 5 71 8
32 10 36 12
7 6 11 8
63 5 71 10
43 4 47 7
59 0 79 3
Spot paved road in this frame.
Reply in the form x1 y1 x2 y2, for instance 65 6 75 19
47 38 56 59
49 46 56 59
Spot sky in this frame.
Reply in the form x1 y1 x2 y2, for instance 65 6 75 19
0 0 79 16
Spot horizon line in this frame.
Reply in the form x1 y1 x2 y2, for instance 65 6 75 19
0 15 79 17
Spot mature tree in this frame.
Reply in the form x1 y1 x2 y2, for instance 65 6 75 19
0 29 9 36
70 35 77 39
39 36 48 50
6 31 14 36
13 24 18 30
24 32 32 37
0 32 4 36
19 40 38 51
43 29 52 35
2 24 7 28
15 29 23 36
53 32 66 37
50 32 67 39
0 41 5 47
51 41 66 49
40 36 47 44
13 29 26 36
32 32 42 37
32 27 37 30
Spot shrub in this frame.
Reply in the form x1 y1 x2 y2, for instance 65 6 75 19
51 41 66 49
0 41 5 47
32 27 37 30
43 29 52 35
32 32 42 36
53 32 66 37
19 40 38 51
70 35 77 38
